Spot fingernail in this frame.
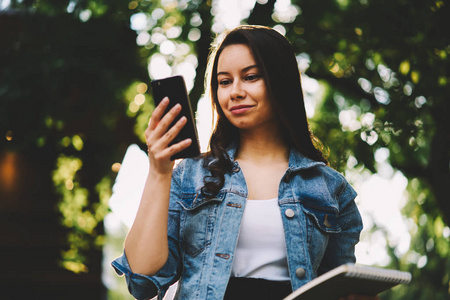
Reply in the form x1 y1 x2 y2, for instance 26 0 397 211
174 103 181 110
162 97 169 104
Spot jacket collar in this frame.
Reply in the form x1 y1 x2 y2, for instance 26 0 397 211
226 144 324 172
288 148 325 171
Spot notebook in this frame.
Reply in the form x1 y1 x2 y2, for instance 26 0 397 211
283 263 412 300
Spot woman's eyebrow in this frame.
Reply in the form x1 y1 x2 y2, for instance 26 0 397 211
217 64 259 76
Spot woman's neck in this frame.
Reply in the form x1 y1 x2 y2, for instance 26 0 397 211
236 126 289 163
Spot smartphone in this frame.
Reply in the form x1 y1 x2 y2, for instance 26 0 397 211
151 75 201 160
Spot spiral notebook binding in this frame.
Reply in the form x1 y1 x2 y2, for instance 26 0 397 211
344 264 412 284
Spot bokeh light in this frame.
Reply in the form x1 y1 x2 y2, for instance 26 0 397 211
111 163 121 172
5 130 13 141
136 83 148 94
134 94 146 105
130 13 148 31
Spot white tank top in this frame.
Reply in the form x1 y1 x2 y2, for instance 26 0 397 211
231 198 290 281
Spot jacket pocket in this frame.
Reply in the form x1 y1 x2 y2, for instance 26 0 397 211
301 201 342 271
178 192 225 256
301 201 341 234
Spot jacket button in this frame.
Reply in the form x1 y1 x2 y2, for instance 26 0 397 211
285 209 295 218
295 267 306 279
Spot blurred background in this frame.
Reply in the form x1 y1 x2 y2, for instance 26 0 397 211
0 0 449 299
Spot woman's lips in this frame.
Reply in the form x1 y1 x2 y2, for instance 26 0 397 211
230 105 254 115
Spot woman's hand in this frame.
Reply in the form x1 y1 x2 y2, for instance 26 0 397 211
145 97 192 175
339 295 381 300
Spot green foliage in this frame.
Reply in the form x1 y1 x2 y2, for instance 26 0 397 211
380 178 450 299
2 0 449 298
281 1 450 298
0 9 147 275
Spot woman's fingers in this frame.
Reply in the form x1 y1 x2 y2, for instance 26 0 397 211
148 115 187 154
146 103 182 143
145 98 180 141
148 97 169 131
160 115 187 145
154 103 182 137
153 137 192 161
145 97 192 164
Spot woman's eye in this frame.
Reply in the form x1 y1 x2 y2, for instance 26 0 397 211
219 79 231 86
245 74 261 81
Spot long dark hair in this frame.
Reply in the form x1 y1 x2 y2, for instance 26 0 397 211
201 25 328 198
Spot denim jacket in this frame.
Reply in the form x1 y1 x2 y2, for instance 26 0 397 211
112 146 363 300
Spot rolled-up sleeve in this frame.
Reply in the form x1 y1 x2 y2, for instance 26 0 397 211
111 163 185 300
112 252 162 299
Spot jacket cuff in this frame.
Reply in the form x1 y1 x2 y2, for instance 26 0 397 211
111 252 166 300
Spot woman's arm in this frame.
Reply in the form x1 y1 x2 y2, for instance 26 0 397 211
124 97 192 276
321 174 373 300
317 178 363 275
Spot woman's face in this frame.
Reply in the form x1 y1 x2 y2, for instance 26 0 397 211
216 44 276 131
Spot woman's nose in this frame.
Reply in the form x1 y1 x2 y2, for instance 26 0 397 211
230 82 246 100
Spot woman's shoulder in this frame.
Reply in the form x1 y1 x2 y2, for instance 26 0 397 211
316 163 346 179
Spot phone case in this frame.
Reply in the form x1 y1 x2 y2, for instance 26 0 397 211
151 75 201 160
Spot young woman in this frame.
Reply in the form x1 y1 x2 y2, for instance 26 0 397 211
112 25 376 300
